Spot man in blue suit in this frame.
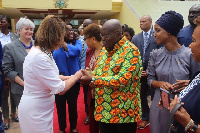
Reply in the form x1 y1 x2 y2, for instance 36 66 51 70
177 4 200 47
131 15 162 129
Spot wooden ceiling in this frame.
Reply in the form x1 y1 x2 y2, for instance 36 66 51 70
0 8 118 20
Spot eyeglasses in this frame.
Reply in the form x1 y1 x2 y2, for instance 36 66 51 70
66 28 73 32
100 33 113 38
100 31 121 38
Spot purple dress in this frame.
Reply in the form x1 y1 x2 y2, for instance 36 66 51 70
147 46 197 133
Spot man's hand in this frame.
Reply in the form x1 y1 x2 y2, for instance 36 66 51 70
4 78 11 89
79 69 92 85
141 71 147 77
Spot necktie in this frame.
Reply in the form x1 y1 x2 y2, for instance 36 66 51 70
143 32 148 62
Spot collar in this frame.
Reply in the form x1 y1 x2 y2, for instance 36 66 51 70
143 29 151 37
106 36 128 56
0 31 10 38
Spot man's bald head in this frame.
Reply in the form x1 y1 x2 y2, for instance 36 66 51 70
101 19 123 51
188 4 200 28
83 19 93 28
140 15 152 32
102 19 122 33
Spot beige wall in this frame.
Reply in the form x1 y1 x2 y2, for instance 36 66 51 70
3 0 112 10
110 1 141 34
110 0 200 34
127 0 200 28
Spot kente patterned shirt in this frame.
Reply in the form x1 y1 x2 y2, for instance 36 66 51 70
92 37 143 123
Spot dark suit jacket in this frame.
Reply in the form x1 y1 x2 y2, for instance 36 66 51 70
131 30 162 71
2 39 28 94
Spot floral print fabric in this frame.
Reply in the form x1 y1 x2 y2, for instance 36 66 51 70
92 37 143 123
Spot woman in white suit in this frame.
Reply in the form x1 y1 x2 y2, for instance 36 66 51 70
18 15 82 133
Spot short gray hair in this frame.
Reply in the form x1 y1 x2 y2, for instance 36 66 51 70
16 17 35 32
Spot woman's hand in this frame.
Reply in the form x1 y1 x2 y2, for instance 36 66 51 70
74 70 83 79
159 81 173 91
14 76 24 87
170 95 191 127
62 42 68 52
172 80 189 92
59 75 71 81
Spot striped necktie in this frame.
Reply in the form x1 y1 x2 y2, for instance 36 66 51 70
143 32 148 62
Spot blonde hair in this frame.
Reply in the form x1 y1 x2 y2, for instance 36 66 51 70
35 15 65 50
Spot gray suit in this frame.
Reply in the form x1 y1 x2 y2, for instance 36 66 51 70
10 33 18 42
2 39 28 106
1 32 18 118
131 29 162 121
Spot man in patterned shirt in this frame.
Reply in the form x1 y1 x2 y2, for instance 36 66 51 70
80 19 142 133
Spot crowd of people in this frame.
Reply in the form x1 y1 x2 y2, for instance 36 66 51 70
0 3 200 133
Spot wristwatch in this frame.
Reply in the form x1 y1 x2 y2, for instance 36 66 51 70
91 76 95 84
188 124 198 133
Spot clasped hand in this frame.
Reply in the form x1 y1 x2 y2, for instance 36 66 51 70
160 79 189 92
79 68 93 85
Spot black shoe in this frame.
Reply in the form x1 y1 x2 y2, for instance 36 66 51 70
84 115 89 125
3 123 9 130
71 129 78 133
11 116 19 122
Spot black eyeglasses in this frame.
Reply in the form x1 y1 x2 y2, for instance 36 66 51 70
100 33 113 38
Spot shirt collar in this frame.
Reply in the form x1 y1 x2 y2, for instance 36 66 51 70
0 31 10 38
106 36 128 56
143 29 151 37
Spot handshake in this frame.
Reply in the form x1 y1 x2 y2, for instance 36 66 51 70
59 68 93 95
73 68 93 85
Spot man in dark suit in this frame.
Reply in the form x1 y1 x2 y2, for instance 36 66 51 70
131 15 161 129
177 4 200 47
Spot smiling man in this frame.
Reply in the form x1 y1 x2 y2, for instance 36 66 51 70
177 4 200 47
80 19 142 133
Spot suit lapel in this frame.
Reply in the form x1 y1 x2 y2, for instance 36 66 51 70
139 33 144 50
10 33 17 42
15 39 28 56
